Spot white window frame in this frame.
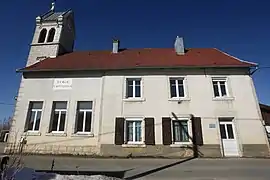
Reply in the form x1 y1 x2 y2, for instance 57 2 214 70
212 78 229 98
169 77 186 98
126 78 142 98
27 108 43 132
171 117 192 145
52 106 67 133
124 118 144 145
76 102 93 134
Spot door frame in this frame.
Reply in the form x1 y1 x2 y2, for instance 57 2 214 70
218 118 241 157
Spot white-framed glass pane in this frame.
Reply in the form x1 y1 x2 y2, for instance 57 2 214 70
32 102 43 109
170 80 177 98
85 111 92 132
220 81 227 96
59 112 66 131
173 121 189 142
135 121 142 141
78 101 92 110
180 121 189 142
226 124 234 139
77 111 84 132
213 83 219 97
55 102 67 109
52 112 59 131
178 84 185 97
28 111 36 131
34 111 41 131
127 80 133 98
135 85 141 97
127 121 133 141
220 124 226 139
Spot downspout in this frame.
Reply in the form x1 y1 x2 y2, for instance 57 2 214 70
97 73 105 153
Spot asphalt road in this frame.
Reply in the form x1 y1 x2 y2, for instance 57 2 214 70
18 156 270 180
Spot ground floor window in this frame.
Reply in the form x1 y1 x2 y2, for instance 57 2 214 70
50 101 67 133
125 118 143 144
75 101 93 133
172 120 189 143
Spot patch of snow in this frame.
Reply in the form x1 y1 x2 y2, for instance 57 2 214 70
2 168 122 180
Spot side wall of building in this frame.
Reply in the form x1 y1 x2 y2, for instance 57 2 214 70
7 75 103 155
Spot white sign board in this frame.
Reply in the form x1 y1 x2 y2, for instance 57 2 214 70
53 79 72 90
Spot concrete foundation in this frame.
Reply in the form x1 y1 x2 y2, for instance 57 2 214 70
242 144 270 157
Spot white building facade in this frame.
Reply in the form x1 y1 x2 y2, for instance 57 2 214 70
6 8 269 158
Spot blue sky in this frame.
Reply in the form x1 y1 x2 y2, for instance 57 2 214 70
0 0 269 120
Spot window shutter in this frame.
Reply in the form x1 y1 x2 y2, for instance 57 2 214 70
115 117 125 145
144 118 155 145
48 102 56 133
24 102 33 132
192 117 204 146
162 117 172 145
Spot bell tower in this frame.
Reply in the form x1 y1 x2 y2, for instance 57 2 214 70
26 2 75 66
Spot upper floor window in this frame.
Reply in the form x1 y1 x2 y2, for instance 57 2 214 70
170 78 185 98
75 101 93 134
24 101 43 132
47 28 56 43
212 78 228 97
38 29 47 43
49 101 67 133
126 78 141 98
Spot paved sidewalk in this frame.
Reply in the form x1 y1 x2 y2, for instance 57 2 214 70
18 155 270 180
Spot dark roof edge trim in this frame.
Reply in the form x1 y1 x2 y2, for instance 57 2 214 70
16 65 255 73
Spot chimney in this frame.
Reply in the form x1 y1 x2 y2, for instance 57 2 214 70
112 39 120 53
174 36 184 55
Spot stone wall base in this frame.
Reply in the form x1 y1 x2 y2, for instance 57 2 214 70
100 144 222 158
4 143 269 158
4 143 99 156
242 144 270 157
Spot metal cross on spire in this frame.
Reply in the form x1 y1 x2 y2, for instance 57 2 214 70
50 1 56 12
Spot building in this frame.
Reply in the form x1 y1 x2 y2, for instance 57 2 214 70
6 6 269 158
260 103 270 143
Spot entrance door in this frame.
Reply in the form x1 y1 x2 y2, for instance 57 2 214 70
219 120 239 157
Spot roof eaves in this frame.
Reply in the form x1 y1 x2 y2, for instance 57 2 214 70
214 48 258 67
17 65 252 73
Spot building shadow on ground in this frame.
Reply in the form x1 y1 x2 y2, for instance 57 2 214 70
124 157 195 180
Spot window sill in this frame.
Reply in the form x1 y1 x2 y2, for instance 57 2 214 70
213 97 235 101
123 98 146 102
170 143 192 148
23 131 41 136
168 98 191 102
122 144 146 148
45 132 67 137
71 133 94 137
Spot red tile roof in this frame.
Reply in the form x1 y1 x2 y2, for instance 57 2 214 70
18 48 256 72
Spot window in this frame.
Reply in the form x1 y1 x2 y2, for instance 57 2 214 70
47 28 56 42
50 101 67 133
125 119 143 144
75 101 93 133
126 78 141 98
25 101 43 132
172 120 189 143
212 78 228 97
219 120 235 140
38 29 47 43
170 78 185 98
